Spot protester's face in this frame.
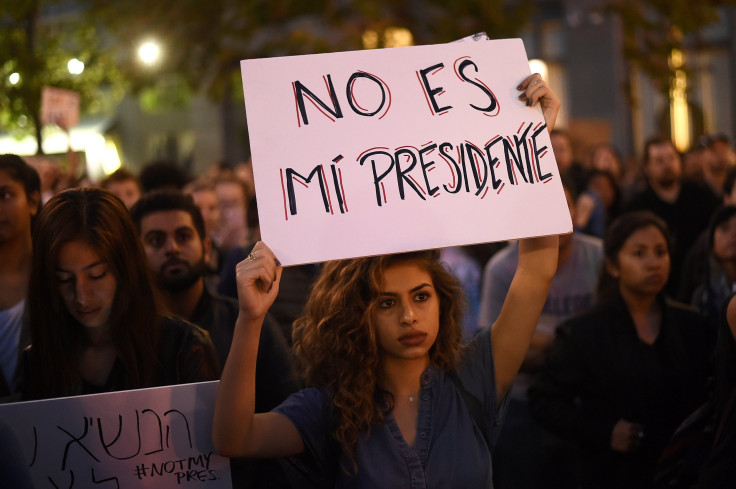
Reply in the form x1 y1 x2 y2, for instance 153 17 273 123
713 215 736 262
645 142 682 189
234 161 256 200
216 181 246 213
56 240 117 330
106 179 141 209
701 147 723 173
0 170 38 245
216 181 247 231
590 174 617 208
609 225 670 298
190 189 221 236
591 147 621 181
372 262 440 365
140 210 208 292
551 133 573 172
711 140 736 169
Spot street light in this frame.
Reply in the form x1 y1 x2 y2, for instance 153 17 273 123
138 40 162 66
9 72 20 85
669 48 690 152
68 58 85 75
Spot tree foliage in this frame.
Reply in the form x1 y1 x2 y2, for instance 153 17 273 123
2 0 534 152
606 0 736 101
6 0 734 156
80 0 534 102
0 0 124 153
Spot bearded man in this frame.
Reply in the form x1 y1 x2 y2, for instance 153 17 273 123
130 190 297 409
623 136 718 293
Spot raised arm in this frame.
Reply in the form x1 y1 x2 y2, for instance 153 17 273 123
488 74 563 400
491 235 558 400
212 241 304 458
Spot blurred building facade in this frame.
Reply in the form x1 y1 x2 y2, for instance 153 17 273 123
524 0 736 164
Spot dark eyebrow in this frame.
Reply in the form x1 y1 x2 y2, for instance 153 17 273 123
145 227 194 237
411 283 433 293
379 283 433 297
56 261 106 273
144 229 166 237
175 226 196 234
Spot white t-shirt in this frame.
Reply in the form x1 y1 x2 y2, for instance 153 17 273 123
478 234 604 396
478 233 603 330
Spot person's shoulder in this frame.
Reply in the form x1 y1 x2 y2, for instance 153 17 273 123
209 290 239 312
573 232 603 253
623 185 654 205
481 243 517 291
160 315 213 344
680 180 719 205
458 325 493 370
486 241 518 269
663 297 714 347
664 297 707 323
681 179 715 196
569 233 604 270
275 386 331 416
664 296 703 313
621 184 665 213
562 298 617 334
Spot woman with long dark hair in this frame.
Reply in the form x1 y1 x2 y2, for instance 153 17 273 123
22 187 218 399
529 211 716 488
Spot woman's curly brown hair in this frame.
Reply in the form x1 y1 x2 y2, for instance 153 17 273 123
292 249 465 472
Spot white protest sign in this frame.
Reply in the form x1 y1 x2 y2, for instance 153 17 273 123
0 381 231 488
241 38 571 266
41 86 80 129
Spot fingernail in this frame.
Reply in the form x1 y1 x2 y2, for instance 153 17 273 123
518 93 527 100
274 258 282 267
516 83 523 90
526 98 532 107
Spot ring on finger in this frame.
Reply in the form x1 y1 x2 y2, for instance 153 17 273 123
247 251 257 263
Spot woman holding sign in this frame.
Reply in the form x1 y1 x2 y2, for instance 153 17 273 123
213 73 560 487
21 188 219 400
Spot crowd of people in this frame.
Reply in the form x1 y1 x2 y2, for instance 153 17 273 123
0 72 735 488
448 129 736 488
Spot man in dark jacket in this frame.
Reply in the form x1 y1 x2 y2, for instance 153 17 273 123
131 189 298 489
131 189 297 404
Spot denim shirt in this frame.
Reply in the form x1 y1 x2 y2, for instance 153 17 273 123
274 327 502 488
